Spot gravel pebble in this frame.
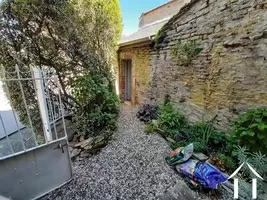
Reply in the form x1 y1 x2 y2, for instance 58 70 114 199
40 105 231 200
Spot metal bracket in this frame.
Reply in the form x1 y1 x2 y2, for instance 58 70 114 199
54 143 67 153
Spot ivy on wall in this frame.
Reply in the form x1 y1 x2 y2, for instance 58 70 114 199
170 40 202 66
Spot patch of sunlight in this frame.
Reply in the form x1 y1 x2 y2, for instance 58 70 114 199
0 82 11 111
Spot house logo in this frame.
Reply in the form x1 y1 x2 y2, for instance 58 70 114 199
228 162 264 199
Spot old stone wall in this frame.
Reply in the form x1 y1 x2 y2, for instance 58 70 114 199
148 0 267 129
119 45 150 104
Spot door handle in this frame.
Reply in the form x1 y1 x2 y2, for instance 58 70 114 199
54 143 67 153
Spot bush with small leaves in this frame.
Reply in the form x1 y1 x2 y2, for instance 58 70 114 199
157 103 185 137
136 104 158 123
72 75 119 138
229 107 267 153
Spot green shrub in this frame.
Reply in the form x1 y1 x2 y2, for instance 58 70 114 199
171 40 202 66
216 153 236 172
193 140 207 153
210 131 227 146
185 120 218 153
172 140 188 150
154 28 167 48
144 123 154 134
233 146 267 176
191 120 214 145
229 107 267 153
157 103 184 136
72 75 119 137
232 146 267 199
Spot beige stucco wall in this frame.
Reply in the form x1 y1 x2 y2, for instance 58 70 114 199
148 0 267 129
118 45 150 104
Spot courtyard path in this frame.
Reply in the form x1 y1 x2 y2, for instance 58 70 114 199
41 105 226 200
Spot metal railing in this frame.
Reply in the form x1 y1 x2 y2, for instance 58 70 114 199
0 65 68 160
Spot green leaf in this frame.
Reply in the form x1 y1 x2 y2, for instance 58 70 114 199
257 132 265 139
263 111 267 117
249 123 258 128
255 118 262 123
241 130 255 137
258 123 267 131
248 139 256 144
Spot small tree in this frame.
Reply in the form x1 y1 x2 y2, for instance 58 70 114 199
0 0 122 140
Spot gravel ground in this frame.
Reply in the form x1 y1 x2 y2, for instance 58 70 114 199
41 104 230 200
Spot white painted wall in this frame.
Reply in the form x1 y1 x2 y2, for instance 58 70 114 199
0 81 24 139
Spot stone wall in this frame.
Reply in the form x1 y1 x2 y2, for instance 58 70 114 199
118 44 150 104
148 0 267 129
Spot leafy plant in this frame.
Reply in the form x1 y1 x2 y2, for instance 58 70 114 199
72 75 119 137
199 121 214 144
154 28 167 48
232 146 249 166
232 146 267 198
229 107 267 153
0 0 122 141
144 123 154 134
137 104 158 123
210 131 227 146
193 140 207 153
157 103 184 136
233 146 267 178
216 153 236 172
189 120 215 148
167 117 220 153
171 40 202 66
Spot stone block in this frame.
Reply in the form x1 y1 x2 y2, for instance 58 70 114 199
74 138 93 148
192 152 209 161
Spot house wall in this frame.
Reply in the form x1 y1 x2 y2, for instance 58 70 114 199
139 0 191 28
148 0 267 129
118 44 150 104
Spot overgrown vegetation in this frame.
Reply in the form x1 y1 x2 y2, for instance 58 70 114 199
154 28 167 48
72 75 119 137
144 123 154 134
140 100 267 180
170 40 202 66
0 0 122 141
232 146 267 198
233 146 267 179
229 107 267 153
212 153 236 172
136 104 158 123
157 103 185 136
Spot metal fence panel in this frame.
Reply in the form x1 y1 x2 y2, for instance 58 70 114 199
0 138 72 200
0 65 72 199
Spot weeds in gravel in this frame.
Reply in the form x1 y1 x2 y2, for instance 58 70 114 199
144 123 154 134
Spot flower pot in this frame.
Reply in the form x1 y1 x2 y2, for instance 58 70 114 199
174 130 189 141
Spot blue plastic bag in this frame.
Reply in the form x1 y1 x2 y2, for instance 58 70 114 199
179 159 227 189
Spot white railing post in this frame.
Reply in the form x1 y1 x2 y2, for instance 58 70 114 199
252 178 257 199
233 178 238 199
32 67 52 142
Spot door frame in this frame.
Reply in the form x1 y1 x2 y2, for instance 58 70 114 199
120 59 133 103
124 59 132 101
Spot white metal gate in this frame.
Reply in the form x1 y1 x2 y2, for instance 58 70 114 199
0 65 72 200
